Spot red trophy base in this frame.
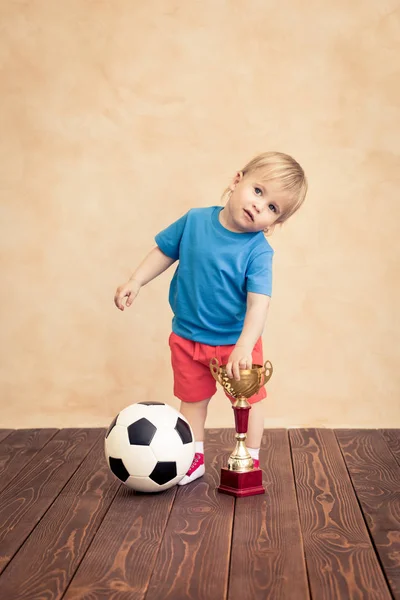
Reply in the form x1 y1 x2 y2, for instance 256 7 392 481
218 466 265 497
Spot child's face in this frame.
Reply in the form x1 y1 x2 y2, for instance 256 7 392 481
222 171 291 233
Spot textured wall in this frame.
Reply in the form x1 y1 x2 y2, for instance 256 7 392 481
1 0 399 428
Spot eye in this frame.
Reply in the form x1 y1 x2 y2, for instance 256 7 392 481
254 187 263 196
269 204 277 213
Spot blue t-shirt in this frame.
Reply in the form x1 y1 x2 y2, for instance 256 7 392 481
155 206 274 345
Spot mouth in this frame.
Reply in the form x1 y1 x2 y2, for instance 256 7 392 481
243 209 254 222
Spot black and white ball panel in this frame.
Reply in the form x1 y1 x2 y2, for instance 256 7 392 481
106 425 157 477
109 457 130 482
116 402 187 432
127 418 157 445
175 417 192 444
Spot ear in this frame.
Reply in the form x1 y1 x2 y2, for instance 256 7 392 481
229 171 244 191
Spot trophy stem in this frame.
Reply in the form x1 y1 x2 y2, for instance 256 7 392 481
228 396 253 472
233 396 251 432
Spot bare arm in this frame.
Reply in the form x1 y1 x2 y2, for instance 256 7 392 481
129 246 177 287
236 292 270 350
226 292 271 380
114 246 176 311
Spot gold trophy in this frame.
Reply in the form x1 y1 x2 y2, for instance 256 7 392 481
210 358 273 497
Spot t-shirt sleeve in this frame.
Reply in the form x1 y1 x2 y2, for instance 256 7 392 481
154 212 189 260
246 250 274 296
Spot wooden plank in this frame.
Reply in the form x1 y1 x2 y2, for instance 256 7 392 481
63 476 178 599
290 428 391 600
0 434 119 600
0 428 101 574
145 429 236 600
336 429 400 598
380 429 400 467
0 429 58 494
229 429 309 600
0 431 14 444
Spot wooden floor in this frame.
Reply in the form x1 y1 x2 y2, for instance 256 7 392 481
0 428 399 600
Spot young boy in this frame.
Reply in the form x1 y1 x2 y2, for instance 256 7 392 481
114 151 308 485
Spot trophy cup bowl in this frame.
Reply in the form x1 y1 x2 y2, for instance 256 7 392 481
210 358 273 497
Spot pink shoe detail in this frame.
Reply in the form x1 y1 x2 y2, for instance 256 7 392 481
178 453 205 486
187 452 204 474
253 458 260 469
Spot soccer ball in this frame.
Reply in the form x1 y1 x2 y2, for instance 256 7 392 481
105 401 195 492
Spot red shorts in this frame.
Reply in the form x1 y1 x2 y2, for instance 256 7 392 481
169 332 266 404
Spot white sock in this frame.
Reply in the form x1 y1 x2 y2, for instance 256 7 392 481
247 447 260 460
195 441 204 454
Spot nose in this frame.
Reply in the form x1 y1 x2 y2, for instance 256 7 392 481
252 201 261 214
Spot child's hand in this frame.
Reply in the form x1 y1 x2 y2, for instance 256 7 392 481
225 345 253 381
114 279 141 311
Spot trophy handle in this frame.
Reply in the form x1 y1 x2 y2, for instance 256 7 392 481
210 357 237 397
261 360 273 385
210 357 222 385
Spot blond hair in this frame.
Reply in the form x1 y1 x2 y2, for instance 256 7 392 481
223 151 308 233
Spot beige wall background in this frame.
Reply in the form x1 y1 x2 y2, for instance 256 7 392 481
1 0 399 429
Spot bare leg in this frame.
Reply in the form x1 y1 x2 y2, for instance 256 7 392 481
246 400 265 449
179 398 211 442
